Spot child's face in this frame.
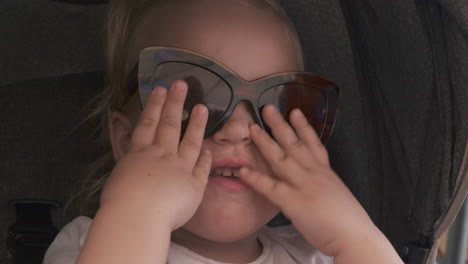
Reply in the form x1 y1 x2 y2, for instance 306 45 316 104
127 2 300 243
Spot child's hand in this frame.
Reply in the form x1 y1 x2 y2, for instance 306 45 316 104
239 105 387 258
100 81 212 231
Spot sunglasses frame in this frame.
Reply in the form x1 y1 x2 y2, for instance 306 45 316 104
127 46 341 144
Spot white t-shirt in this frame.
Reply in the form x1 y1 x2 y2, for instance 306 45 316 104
43 216 333 264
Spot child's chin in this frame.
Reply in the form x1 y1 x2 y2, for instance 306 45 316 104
182 215 266 243
181 186 280 242
186 225 259 243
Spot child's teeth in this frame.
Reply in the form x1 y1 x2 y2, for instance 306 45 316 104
211 168 242 177
222 168 231 176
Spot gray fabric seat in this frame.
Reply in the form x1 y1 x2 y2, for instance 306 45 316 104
1 0 467 263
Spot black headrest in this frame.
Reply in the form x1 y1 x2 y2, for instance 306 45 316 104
51 0 108 4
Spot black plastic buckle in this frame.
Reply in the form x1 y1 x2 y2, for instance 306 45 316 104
7 199 60 258
402 237 432 264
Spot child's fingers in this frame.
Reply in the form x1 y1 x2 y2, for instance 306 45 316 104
250 124 284 163
290 109 330 166
261 105 319 169
239 167 289 207
129 86 167 151
262 105 327 168
261 105 304 153
192 149 212 188
153 81 187 153
250 125 300 185
290 109 322 149
249 124 285 167
179 104 209 165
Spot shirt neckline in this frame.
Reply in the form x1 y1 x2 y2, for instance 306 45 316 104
168 233 273 264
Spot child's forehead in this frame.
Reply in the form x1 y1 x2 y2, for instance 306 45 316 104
126 1 300 81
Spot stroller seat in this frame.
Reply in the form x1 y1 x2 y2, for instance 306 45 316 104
1 0 467 263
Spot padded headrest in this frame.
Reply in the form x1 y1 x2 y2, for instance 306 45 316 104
51 0 108 4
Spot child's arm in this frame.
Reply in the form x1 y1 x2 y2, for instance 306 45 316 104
333 225 403 264
76 205 171 263
76 82 212 264
239 105 403 264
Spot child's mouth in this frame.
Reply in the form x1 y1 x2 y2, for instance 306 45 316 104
210 167 241 179
210 175 240 181
209 167 250 191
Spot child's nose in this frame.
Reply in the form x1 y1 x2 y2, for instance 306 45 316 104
211 101 256 145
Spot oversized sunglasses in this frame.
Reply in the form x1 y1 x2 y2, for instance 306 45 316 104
125 46 340 144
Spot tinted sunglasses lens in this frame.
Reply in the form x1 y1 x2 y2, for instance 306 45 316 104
154 62 231 133
259 84 327 138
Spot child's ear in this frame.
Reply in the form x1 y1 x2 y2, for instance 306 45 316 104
108 111 133 161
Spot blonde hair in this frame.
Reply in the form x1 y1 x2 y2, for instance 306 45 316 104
70 0 304 216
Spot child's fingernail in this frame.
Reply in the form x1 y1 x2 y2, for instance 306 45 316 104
153 86 166 95
174 81 187 93
292 108 304 118
196 105 207 114
251 124 261 131
240 167 250 174
265 104 276 113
